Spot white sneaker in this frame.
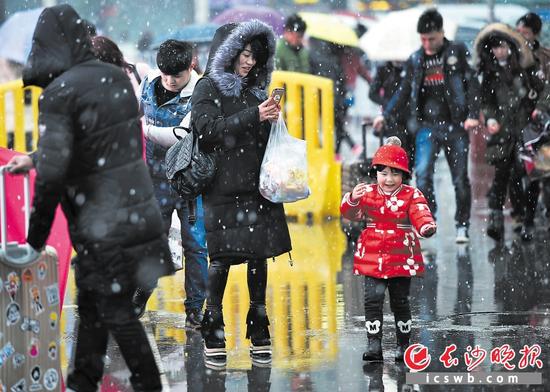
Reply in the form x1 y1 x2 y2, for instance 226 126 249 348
455 227 469 243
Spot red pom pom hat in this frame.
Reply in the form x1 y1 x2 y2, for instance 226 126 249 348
371 136 410 174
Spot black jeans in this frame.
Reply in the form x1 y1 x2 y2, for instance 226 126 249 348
487 152 525 211
524 177 550 225
67 289 161 392
206 258 267 311
364 277 412 340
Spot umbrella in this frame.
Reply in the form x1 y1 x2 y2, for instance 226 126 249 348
212 5 285 36
0 7 44 64
152 23 220 48
298 12 359 48
360 7 457 62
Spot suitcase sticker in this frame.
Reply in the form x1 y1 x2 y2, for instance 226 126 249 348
0 169 61 390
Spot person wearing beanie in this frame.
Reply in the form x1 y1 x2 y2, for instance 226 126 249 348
340 136 436 363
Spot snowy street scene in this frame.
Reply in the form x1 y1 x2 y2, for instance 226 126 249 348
0 0 549 391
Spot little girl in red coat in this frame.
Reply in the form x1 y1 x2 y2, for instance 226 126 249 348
340 136 436 362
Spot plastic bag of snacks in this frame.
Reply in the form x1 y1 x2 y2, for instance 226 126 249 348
259 114 310 203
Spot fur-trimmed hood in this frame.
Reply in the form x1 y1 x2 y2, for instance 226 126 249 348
474 23 534 69
204 20 276 99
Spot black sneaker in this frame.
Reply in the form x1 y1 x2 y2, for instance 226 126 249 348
204 343 227 369
185 308 204 329
132 287 154 319
250 338 272 365
521 225 535 242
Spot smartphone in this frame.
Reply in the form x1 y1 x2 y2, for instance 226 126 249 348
271 87 285 103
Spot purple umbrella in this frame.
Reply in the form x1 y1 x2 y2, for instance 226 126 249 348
212 5 285 36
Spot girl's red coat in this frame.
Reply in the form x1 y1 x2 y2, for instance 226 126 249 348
341 184 435 279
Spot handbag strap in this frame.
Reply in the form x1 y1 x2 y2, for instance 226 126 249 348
173 126 191 141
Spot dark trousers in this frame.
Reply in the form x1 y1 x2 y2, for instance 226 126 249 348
67 289 161 392
364 277 411 341
335 104 356 154
525 177 550 225
487 152 525 211
206 258 267 310
415 126 471 227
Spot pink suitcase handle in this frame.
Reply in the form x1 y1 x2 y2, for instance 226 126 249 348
0 165 37 266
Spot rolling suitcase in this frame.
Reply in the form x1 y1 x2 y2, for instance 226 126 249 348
341 123 384 240
0 167 61 392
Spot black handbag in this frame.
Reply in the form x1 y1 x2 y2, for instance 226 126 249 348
166 126 217 201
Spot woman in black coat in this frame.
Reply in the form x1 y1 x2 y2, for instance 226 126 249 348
191 20 292 368
475 23 544 242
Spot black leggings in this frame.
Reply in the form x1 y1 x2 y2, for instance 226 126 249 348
67 289 161 392
364 277 412 339
206 258 268 311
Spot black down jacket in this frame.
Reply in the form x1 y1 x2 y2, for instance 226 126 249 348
190 21 292 262
23 5 174 294
474 23 544 164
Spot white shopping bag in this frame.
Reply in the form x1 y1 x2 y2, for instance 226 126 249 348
259 114 310 203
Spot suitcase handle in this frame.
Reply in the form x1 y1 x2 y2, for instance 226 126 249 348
0 165 34 265
361 122 384 161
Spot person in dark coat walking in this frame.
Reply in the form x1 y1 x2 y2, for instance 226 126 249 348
475 23 544 242
373 9 481 243
190 20 292 368
368 61 415 165
7 5 173 391
309 38 362 161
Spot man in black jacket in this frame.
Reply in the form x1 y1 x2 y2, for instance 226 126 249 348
373 9 480 243
7 5 172 391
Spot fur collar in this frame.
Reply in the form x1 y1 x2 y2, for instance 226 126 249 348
207 20 276 99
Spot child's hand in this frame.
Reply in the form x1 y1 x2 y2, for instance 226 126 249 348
351 183 369 202
420 223 437 238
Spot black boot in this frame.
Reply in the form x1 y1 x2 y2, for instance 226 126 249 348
246 306 272 365
201 308 226 369
363 337 383 362
395 319 411 362
395 334 410 362
132 287 155 319
487 209 504 241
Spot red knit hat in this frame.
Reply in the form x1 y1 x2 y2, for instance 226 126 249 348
371 136 410 174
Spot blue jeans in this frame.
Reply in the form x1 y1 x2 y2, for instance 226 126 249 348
415 125 472 228
154 180 208 311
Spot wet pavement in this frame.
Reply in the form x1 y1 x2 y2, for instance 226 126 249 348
60 128 550 391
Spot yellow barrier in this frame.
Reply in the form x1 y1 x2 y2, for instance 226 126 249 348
0 79 41 153
269 71 342 224
146 221 346 370
1 74 342 223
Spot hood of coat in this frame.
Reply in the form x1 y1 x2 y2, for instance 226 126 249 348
204 20 276 99
23 4 95 88
474 23 534 70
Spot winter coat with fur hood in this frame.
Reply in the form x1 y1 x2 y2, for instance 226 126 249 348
23 5 173 294
190 21 292 262
474 23 544 164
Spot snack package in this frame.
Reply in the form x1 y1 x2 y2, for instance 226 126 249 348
259 114 310 203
